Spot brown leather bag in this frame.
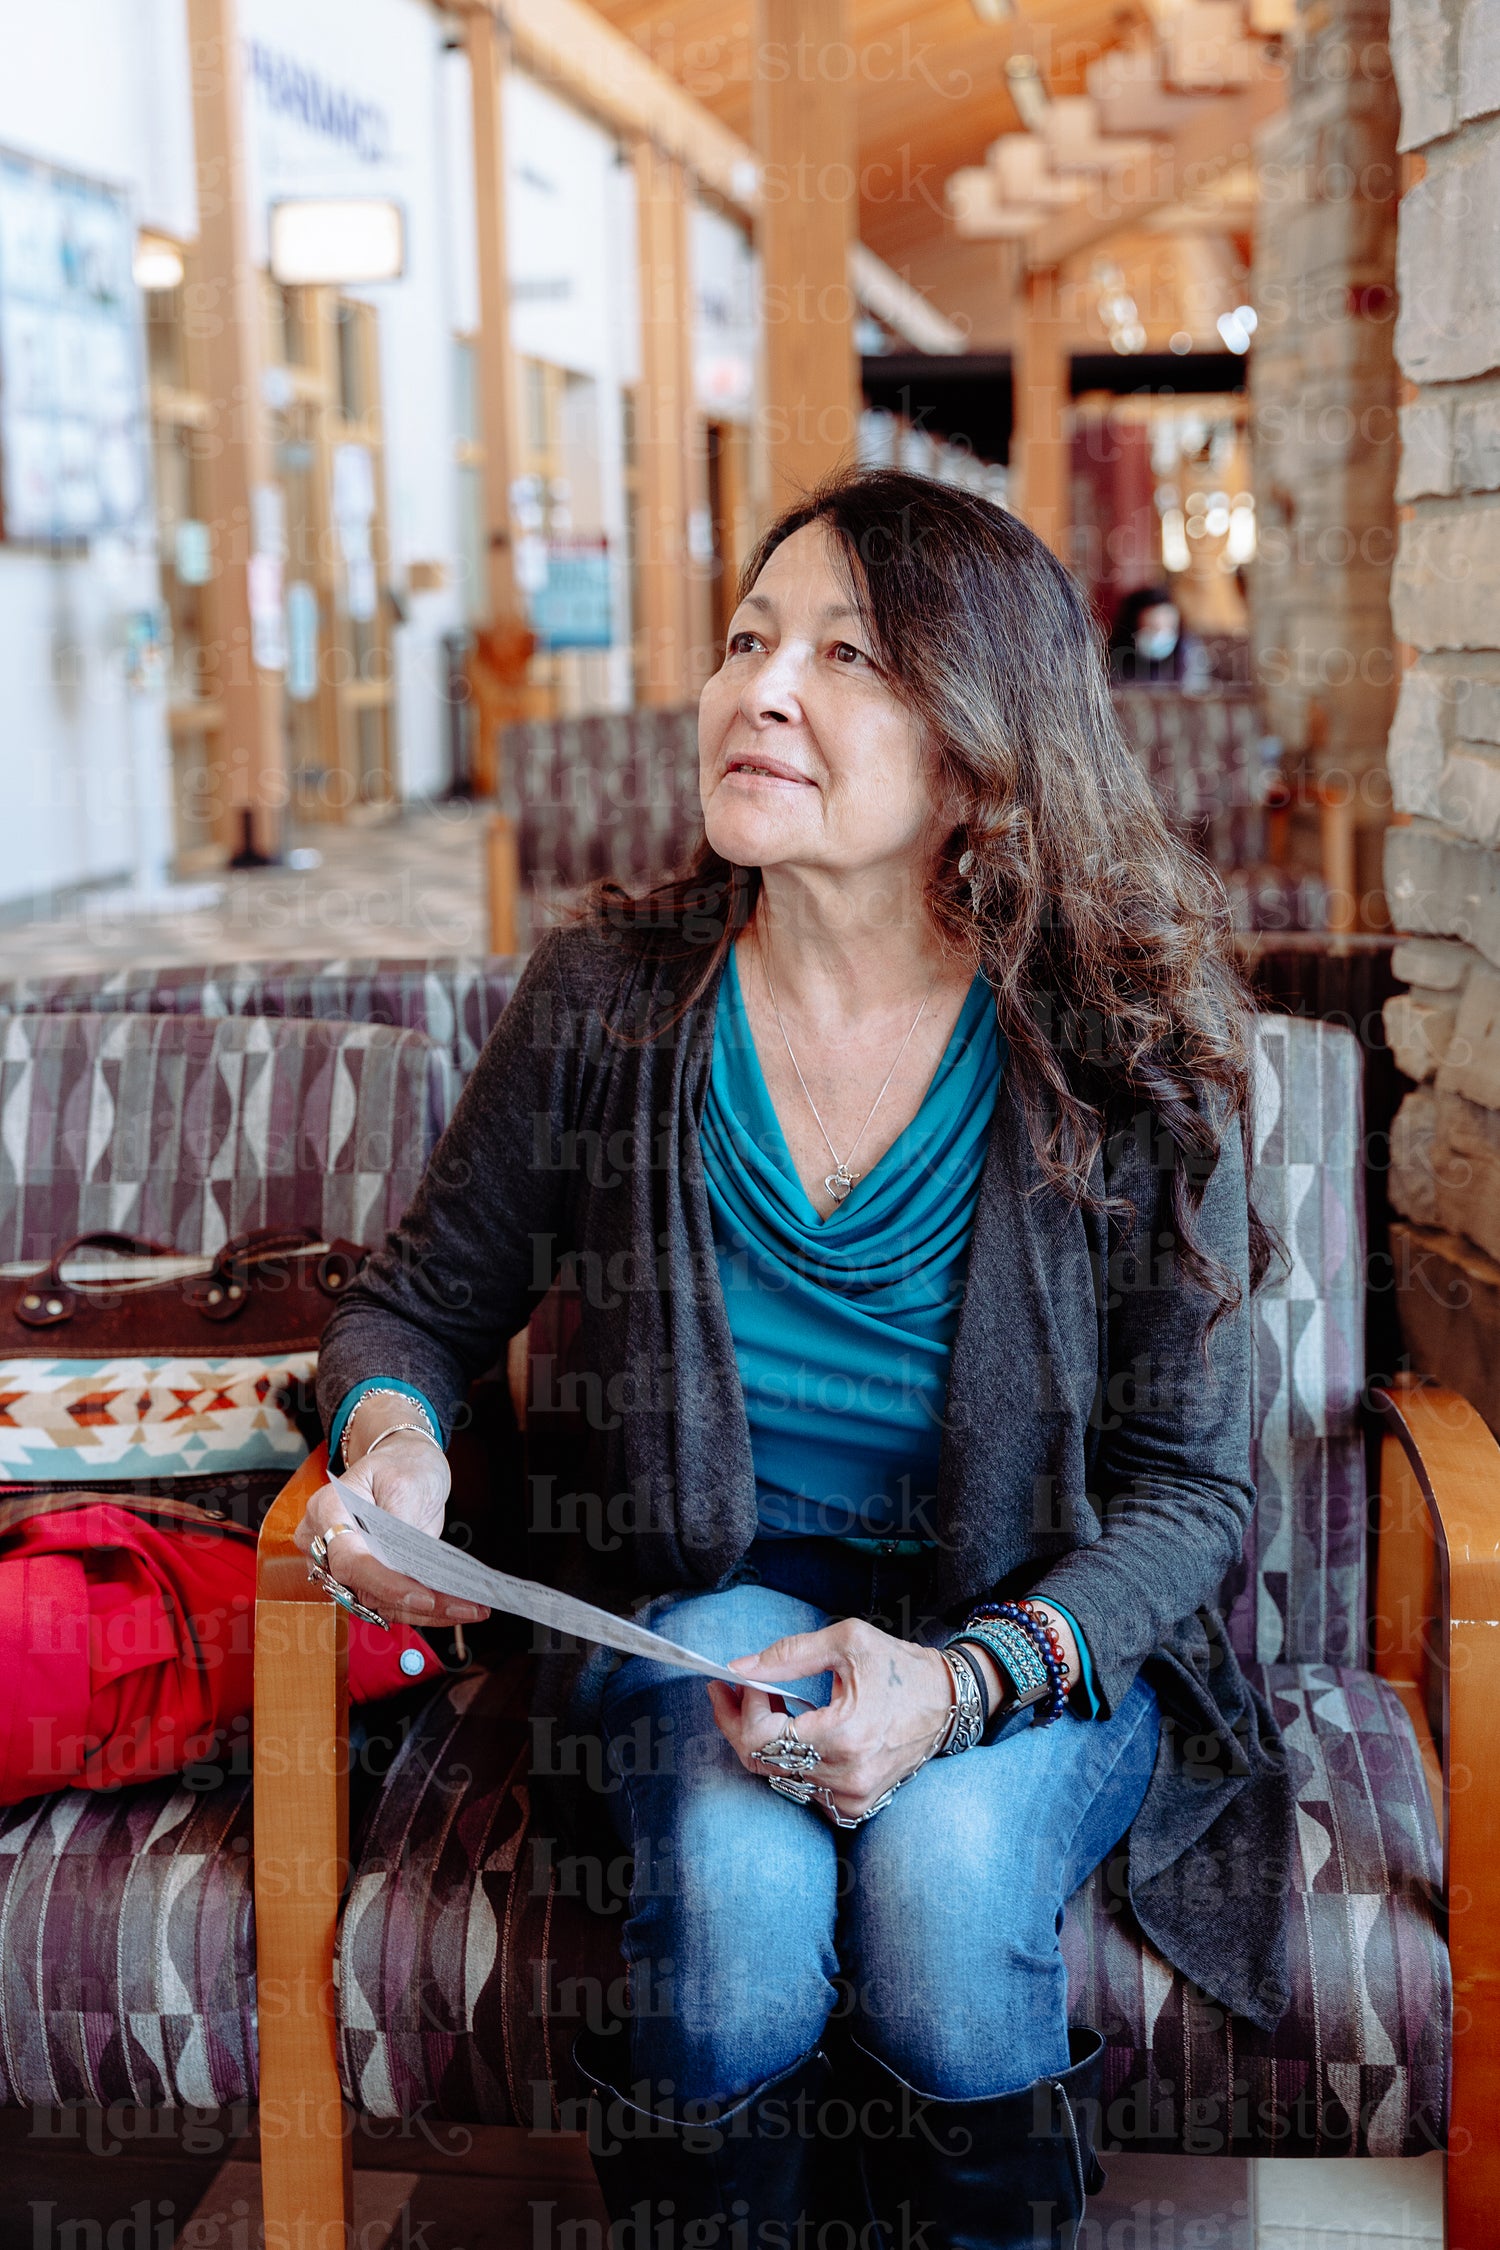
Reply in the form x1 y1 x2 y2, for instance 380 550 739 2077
0 1225 369 1530
5 1225 366 1357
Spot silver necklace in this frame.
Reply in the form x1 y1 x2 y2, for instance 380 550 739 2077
756 925 939 1206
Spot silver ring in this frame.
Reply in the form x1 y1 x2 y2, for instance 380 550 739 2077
321 1520 359 1549
766 1771 822 1806
750 1717 822 1781
306 1531 389 1631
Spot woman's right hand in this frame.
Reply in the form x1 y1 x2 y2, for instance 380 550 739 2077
294 1435 490 1631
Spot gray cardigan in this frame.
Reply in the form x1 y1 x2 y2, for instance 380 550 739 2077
317 923 1293 2033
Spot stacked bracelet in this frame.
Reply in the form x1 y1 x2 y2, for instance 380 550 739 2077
933 1645 987 1757
964 1601 1070 1725
341 1386 440 1468
360 1420 444 1466
955 1618 1049 1705
1017 1599 1069 1679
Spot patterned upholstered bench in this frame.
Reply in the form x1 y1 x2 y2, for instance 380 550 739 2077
0 1009 452 1254
0 1007 457 2112
0 956 526 1098
491 696 1320 938
1107 689 1327 934
484 706 702 949
242 1013 1494 2241
1 1015 1487 2235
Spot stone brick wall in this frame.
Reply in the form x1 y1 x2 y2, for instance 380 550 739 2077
1385 0 1500 1426
1249 0 1400 917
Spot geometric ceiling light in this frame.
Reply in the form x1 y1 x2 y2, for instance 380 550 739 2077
1087 37 1215 134
948 154 1085 238
1041 96 1156 174
1152 0 1259 90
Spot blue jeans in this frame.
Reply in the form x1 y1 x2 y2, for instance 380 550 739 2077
595 1537 1160 2110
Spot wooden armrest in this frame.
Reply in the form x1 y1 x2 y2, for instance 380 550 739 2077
1375 1377 1500 2240
254 1445 353 2242
1376 1376 1500 1759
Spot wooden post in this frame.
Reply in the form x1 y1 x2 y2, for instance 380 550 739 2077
1012 267 1070 558
465 5 537 790
186 0 285 860
633 136 694 706
253 1454 353 2246
751 0 860 509
486 809 520 954
1319 785 1359 933
466 3 523 628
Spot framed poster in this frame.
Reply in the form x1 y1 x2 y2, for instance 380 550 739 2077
0 149 150 544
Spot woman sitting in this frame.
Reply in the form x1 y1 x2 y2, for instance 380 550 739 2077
301 468 1291 2250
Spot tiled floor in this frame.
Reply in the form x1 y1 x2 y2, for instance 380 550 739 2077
0 800 497 976
0 2105 1448 2249
1253 2154 1444 2248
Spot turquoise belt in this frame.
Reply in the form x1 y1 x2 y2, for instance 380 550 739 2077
840 1535 933 1557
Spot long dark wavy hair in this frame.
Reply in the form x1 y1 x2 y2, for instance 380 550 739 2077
592 466 1276 1328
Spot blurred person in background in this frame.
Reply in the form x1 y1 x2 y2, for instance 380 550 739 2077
1107 583 1210 690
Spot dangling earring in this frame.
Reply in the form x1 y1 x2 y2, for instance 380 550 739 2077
957 846 981 915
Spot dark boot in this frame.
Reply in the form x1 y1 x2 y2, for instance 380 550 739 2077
845 2027 1108 2250
574 2020 834 2248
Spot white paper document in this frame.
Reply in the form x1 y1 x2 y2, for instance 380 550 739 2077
331 1480 823 1708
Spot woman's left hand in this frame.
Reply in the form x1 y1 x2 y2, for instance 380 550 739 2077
706 1618 954 1822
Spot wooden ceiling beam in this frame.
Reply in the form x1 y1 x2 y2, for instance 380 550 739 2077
451 0 758 212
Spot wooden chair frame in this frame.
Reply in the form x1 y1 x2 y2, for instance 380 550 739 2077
253 1377 1500 2249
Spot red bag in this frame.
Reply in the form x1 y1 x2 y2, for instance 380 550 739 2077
0 1223 464 1806
0 1501 436 1807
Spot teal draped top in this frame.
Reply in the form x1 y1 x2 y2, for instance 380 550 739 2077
330 939 1097 1712
700 946 1003 1543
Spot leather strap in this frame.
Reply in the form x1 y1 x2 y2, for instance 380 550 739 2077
10 1224 357 1333
12 1231 178 1328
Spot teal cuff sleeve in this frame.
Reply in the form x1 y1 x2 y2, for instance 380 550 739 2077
1045 1600 1102 1719
327 1377 443 1474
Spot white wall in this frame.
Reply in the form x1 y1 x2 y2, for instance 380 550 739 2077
0 1 191 913
241 0 466 801
0 1 671 911
503 72 640 708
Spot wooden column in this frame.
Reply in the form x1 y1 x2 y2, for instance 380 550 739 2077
633 136 694 705
253 1454 353 2246
186 0 284 859
751 0 860 510
466 4 522 626
1012 267 1070 558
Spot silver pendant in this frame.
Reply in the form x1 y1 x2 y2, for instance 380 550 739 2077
825 1166 857 1203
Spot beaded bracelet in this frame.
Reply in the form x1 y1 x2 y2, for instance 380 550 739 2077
1017 1599 1070 1677
966 1601 1070 1725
